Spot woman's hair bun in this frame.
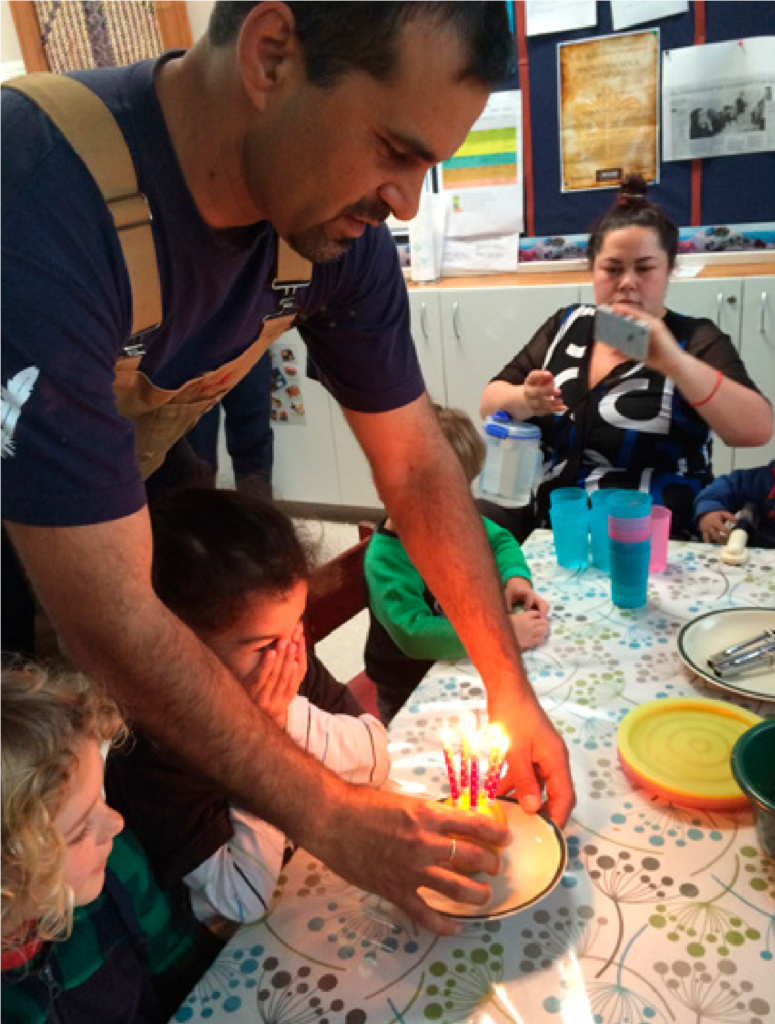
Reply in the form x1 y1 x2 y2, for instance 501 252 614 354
616 173 649 207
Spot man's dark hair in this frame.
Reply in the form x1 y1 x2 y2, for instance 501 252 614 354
209 2 514 88
149 488 311 635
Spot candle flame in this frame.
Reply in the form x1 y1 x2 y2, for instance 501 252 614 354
489 723 510 755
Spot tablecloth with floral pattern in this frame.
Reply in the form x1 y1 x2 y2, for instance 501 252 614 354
173 533 775 1024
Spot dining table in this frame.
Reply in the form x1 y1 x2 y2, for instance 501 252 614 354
172 530 775 1024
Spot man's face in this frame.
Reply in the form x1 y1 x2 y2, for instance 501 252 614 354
246 19 490 263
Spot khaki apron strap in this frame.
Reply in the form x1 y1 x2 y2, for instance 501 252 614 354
274 241 312 288
3 74 162 339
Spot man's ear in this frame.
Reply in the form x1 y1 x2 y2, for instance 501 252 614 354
237 1 302 109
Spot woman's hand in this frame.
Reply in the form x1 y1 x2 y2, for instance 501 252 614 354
609 303 685 378
523 370 567 416
698 509 738 544
245 622 307 728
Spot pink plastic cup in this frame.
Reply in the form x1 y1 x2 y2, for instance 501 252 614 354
649 506 672 573
608 516 652 544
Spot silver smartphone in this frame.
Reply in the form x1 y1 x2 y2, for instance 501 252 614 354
594 305 650 361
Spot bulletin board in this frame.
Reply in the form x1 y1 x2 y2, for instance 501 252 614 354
503 0 775 237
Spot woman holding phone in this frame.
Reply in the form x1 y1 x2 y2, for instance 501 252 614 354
480 175 772 539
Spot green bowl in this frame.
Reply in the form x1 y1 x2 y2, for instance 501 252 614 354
731 718 775 861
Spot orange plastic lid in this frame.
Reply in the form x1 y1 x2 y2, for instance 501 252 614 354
617 697 762 810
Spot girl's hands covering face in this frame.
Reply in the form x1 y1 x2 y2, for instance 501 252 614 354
245 621 307 728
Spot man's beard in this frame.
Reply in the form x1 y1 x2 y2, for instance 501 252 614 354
288 197 392 264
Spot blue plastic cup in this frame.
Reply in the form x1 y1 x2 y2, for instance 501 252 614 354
550 501 589 569
608 491 652 520
550 487 589 508
610 538 651 609
590 489 629 572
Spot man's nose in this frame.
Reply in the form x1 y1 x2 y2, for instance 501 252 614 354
377 169 428 223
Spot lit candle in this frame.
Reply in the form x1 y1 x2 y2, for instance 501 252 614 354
440 727 460 805
484 724 510 804
470 740 480 811
459 727 470 798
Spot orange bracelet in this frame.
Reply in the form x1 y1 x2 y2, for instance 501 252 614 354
689 368 724 408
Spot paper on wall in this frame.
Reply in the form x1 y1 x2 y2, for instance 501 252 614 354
441 235 520 276
438 89 523 238
525 0 596 37
437 89 522 274
663 36 775 162
408 190 445 282
610 0 687 32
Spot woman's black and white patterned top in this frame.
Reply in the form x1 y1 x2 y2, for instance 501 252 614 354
491 304 763 537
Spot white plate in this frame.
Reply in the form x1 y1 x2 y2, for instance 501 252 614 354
419 798 567 920
678 607 775 701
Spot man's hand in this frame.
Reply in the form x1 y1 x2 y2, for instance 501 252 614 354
698 509 738 544
309 784 511 935
344 397 575 831
489 693 574 829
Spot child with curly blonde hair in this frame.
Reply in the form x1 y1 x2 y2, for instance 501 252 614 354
1 664 218 1024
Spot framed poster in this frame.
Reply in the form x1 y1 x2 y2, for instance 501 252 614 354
559 30 659 192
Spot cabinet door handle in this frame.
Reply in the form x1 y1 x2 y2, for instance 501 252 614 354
716 292 723 328
761 291 768 334
420 301 429 341
452 301 461 342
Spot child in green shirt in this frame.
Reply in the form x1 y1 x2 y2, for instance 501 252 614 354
365 403 550 722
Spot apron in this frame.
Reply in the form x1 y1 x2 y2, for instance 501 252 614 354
114 242 311 478
3 73 312 661
3 73 312 480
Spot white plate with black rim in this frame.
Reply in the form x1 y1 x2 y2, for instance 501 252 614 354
419 797 567 920
677 607 775 702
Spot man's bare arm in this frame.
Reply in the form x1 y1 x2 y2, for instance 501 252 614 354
5 511 512 931
344 395 574 826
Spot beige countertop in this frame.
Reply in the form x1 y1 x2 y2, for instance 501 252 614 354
406 260 775 290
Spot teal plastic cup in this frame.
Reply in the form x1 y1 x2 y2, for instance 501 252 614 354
550 487 589 508
610 538 651 608
590 489 629 572
731 719 775 861
550 501 589 569
608 491 653 520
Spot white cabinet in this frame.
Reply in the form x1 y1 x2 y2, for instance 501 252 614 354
738 279 775 469
668 279 743 476
270 330 343 505
251 272 773 509
329 404 380 507
326 291 449 509
409 290 446 403
440 284 581 426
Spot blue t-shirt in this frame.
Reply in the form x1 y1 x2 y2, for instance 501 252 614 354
1 56 424 527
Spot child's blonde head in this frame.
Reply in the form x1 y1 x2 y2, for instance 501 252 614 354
1 664 125 949
433 403 486 485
